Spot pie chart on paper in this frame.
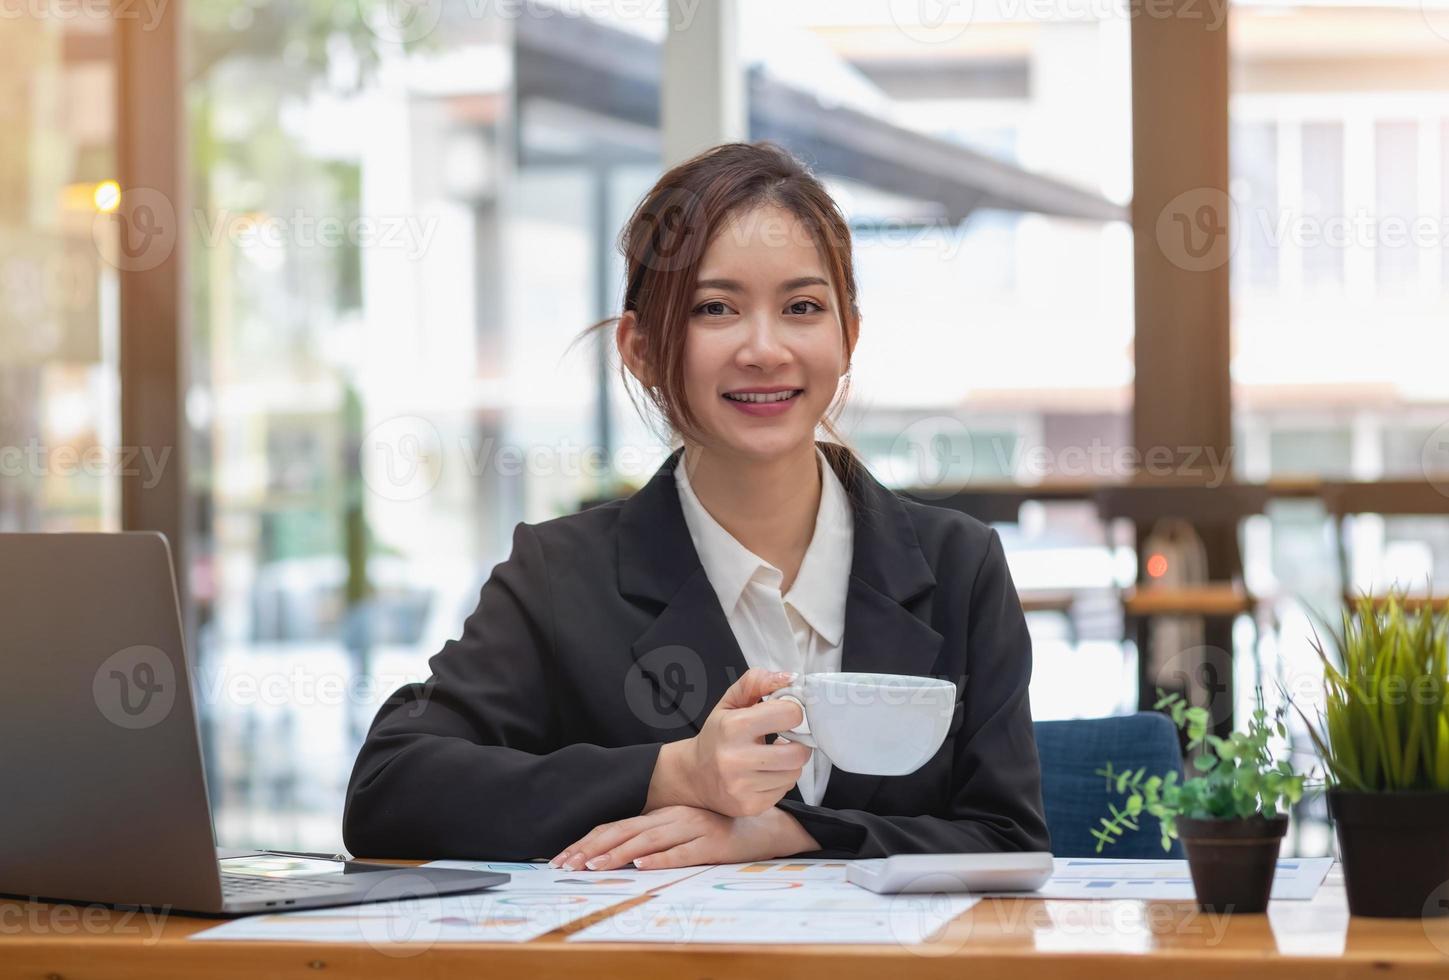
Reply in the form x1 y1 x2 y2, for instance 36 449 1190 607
712 880 803 891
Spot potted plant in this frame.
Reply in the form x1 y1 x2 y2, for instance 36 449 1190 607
1091 688 1305 913
1293 592 1449 919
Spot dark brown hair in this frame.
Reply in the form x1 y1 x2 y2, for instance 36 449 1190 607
571 140 866 490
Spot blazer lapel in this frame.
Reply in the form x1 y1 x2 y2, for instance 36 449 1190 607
618 448 751 736
618 443 946 814
818 442 945 813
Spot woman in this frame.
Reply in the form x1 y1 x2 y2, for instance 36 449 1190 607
343 141 1049 870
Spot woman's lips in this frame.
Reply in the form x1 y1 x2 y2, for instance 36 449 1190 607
721 389 802 417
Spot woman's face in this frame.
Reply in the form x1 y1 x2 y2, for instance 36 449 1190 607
680 204 849 463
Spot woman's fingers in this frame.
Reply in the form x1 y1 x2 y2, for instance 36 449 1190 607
633 838 706 870
731 698 808 741
555 820 643 868
591 821 706 871
548 740 806 868
550 812 666 869
755 780 797 805
746 741 813 771
762 770 802 795
716 668 795 710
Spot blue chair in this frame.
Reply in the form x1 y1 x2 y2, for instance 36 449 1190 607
1034 712 1185 859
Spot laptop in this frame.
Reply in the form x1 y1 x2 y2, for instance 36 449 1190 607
0 532 508 916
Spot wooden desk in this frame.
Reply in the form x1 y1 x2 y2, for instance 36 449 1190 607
7 864 1449 978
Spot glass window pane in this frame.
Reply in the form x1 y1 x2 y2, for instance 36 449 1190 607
0 12 118 532
1231 2 1449 488
185 4 661 850
1443 119 1449 288
1374 119 1419 290
1301 121 1344 289
1231 120 1278 291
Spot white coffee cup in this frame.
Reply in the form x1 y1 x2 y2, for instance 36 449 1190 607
762 671 957 775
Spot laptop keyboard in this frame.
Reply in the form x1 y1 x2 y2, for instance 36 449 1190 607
221 873 346 896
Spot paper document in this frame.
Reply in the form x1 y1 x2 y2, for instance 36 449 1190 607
423 859 706 895
189 860 709 944
568 859 978 945
972 857 1334 901
188 890 622 945
189 855 1333 947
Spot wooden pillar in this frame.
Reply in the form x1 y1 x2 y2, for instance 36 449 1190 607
1130 3 1237 736
116 0 195 678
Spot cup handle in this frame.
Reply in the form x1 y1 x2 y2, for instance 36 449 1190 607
763 687 816 749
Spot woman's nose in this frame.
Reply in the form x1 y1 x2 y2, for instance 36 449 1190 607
735 315 791 369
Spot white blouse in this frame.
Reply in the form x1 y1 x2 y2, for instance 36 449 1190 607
674 444 854 806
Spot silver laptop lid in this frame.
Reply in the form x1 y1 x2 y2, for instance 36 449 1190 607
0 532 224 911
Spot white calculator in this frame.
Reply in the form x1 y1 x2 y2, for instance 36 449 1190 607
846 852 1054 894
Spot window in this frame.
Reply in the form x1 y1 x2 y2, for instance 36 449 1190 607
0 12 119 533
1374 120 1420 292
1230 0 1449 854
185 2 661 849
1301 122 1345 289
1231 120 1279 291
1231 3 1449 473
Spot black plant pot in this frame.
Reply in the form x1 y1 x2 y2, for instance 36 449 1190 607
1328 789 1449 919
1175 813 1288 914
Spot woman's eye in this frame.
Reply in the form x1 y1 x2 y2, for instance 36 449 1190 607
694 300 731 317
788 299 824 315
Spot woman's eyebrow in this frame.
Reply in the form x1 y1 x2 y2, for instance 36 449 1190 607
693 276 830 292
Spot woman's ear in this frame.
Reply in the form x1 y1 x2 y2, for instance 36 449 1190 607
840 310 860 380
616 311 652 388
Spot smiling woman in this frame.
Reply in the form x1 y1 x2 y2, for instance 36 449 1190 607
342 141 1049 869
652 210 844 455
585 143 859 465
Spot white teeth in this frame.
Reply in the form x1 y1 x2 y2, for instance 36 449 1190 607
724 390 800 403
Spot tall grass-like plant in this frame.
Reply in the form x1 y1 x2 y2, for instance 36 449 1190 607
1294 593 1449 792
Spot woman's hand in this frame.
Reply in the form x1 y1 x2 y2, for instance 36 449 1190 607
548 805 820 872
645 667 813 818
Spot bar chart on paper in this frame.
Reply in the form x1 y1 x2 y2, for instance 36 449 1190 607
736 862 849 872
661 860 859 897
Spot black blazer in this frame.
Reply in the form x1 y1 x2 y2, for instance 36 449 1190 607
343 441 1050 861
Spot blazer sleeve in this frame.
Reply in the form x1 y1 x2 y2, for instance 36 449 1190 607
342 521 664 861
774 527 1051 858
